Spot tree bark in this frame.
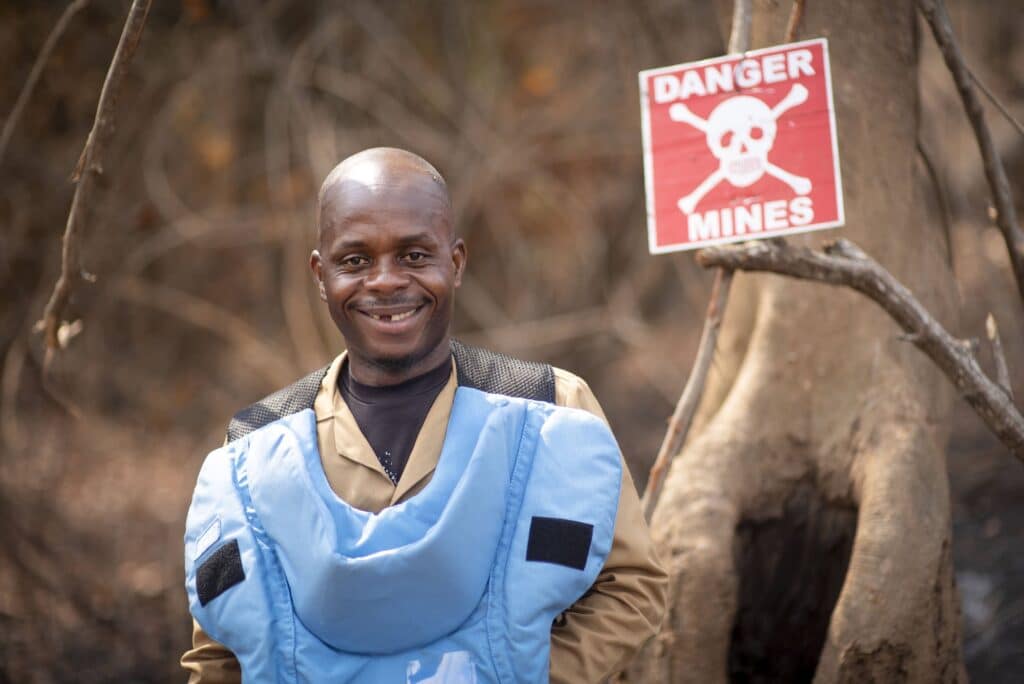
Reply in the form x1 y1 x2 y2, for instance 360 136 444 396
627 1 966 681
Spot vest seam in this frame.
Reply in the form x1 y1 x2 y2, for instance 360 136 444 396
234 440 299 682
485 401 540 683
188 449 243 658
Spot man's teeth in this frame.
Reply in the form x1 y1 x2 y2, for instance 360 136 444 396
370 309 416 322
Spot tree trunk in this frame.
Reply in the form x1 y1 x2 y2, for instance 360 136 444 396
627 1 966 681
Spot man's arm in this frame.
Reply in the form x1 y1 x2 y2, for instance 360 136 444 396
550 369 669 683
180 619 241 684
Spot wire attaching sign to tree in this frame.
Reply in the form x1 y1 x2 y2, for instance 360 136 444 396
639 38 844 253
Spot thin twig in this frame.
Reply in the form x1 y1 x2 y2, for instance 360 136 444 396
642 269 734 522
970 70 1024 140
642 0 752 520
986 313 1013 400
918 0 1024 308
698 239 1024 461
0 0 89 167
35 0 153 367
784 0 806 43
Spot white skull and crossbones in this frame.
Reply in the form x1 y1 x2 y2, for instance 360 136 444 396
669 83 813 214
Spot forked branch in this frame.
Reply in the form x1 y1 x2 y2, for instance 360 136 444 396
698 239 1024 462
36 0 153 365
918 0 1024 307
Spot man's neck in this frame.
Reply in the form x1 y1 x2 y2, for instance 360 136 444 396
345 337 453 387
343 356 451 400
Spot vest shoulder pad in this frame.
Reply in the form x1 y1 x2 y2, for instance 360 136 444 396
225 366 330 442
451 339 555 403
224 341 555 441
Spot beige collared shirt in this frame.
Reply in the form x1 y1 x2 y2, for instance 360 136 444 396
182 352 667 683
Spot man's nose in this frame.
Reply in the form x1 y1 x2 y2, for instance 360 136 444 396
364 260 408 293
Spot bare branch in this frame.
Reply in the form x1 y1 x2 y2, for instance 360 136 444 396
918 0 1024 307
642 269 733 521
785 0 806 43
35 0 153 366
698 239 1024 461
728 0 753 54
0 0 89 167
986 313 1013 400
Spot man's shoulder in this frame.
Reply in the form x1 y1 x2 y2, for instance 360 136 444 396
223 341 570 442
450 339 555 404
459 350 606 423
548 366 607 422
550 365 593 395
225 364 331 443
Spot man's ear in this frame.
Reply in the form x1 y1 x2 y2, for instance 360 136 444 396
310 250 327 301
451 239 467 287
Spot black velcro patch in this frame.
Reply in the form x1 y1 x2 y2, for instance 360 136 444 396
197 539 245 606
526 517 593 570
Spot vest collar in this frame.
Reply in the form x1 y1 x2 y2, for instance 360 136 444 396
244 389 522 655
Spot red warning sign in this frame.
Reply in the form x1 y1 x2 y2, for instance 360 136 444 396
639 38 844 253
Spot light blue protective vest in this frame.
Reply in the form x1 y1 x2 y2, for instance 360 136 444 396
184 387 622 683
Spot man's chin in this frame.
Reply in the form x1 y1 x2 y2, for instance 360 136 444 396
354 334 443 373
365 350 421 372
341 317 451 377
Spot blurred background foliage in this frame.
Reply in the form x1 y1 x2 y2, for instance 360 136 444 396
0 0 1022 681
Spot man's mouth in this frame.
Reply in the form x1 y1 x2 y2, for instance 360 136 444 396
355 302 427 325
367 308 418 322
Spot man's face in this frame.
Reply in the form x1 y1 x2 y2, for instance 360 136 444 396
311 174 465 380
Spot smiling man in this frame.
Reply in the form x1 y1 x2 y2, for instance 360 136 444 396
181 148 667 683
313 150 461 389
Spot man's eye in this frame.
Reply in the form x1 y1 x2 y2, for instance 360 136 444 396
341 255 368 267
403 251 427 262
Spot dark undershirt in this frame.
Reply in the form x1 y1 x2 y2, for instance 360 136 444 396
339 357 452 483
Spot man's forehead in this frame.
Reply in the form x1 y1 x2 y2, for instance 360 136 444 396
320 176 449 220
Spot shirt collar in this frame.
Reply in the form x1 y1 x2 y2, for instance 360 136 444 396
316 350 459 502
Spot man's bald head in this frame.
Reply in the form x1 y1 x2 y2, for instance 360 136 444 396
317 148 453 243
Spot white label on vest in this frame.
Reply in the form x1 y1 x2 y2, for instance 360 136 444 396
407 650 478 683
196 517 222 559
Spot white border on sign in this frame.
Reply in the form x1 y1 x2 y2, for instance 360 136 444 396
821 38 845 233
637 67 658 254
638 37 845 255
